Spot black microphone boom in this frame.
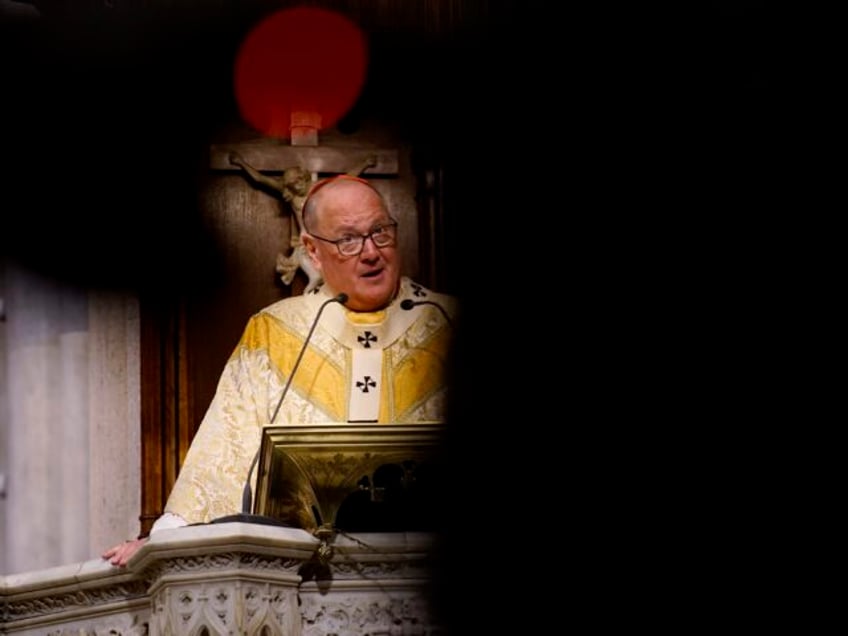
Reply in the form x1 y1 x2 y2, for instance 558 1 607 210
400 298 453 327
211 292 348 526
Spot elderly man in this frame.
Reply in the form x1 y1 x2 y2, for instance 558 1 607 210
104 174 456 566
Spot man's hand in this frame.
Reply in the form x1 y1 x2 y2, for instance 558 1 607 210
228 151 244 167
102 537 148 567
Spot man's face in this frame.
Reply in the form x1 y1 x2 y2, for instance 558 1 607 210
303 181 401 311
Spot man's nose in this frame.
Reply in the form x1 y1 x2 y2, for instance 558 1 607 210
359 235 381 257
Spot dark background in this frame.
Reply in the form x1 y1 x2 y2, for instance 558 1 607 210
2 1 801 631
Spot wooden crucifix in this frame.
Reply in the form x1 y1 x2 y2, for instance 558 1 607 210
210 143 399 293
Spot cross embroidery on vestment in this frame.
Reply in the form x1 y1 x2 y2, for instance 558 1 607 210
356 375 377 393
358 331 378 348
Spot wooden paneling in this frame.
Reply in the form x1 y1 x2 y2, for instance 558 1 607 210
185 174 295 444
139 294 193 537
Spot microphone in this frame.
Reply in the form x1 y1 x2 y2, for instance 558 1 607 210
212 292 348 525
400 298 453 327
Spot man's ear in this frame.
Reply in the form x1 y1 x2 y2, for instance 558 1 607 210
302 234 322 270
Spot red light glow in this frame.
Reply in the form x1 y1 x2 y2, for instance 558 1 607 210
233 7 368 138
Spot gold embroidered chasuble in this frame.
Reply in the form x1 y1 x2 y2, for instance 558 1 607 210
164 276 456 525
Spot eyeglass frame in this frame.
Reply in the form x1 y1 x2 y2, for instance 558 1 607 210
305 219 399 256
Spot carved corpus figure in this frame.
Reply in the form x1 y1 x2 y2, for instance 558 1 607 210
228 151 377 294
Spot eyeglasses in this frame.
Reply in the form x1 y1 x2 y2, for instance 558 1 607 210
307 220 398 256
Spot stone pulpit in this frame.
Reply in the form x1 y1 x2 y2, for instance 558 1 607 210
0 524 442 635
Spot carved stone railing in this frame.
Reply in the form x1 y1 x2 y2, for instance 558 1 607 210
1 523 441 635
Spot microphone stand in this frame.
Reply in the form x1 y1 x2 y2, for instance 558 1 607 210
211 293 348 526
400 298 453 327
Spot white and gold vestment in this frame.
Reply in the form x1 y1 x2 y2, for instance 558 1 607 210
163 277 456 525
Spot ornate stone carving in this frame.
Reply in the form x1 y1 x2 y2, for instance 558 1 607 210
42 611 148 636
300 592 438 636
143 552 301 582
149 581 300 636
329 558 429 579
6 581 148 621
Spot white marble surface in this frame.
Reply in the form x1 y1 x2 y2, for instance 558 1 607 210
0 281 140 576
87 291 141 561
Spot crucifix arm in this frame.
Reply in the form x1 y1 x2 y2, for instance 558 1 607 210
229 151 284 194
345 153 378 177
